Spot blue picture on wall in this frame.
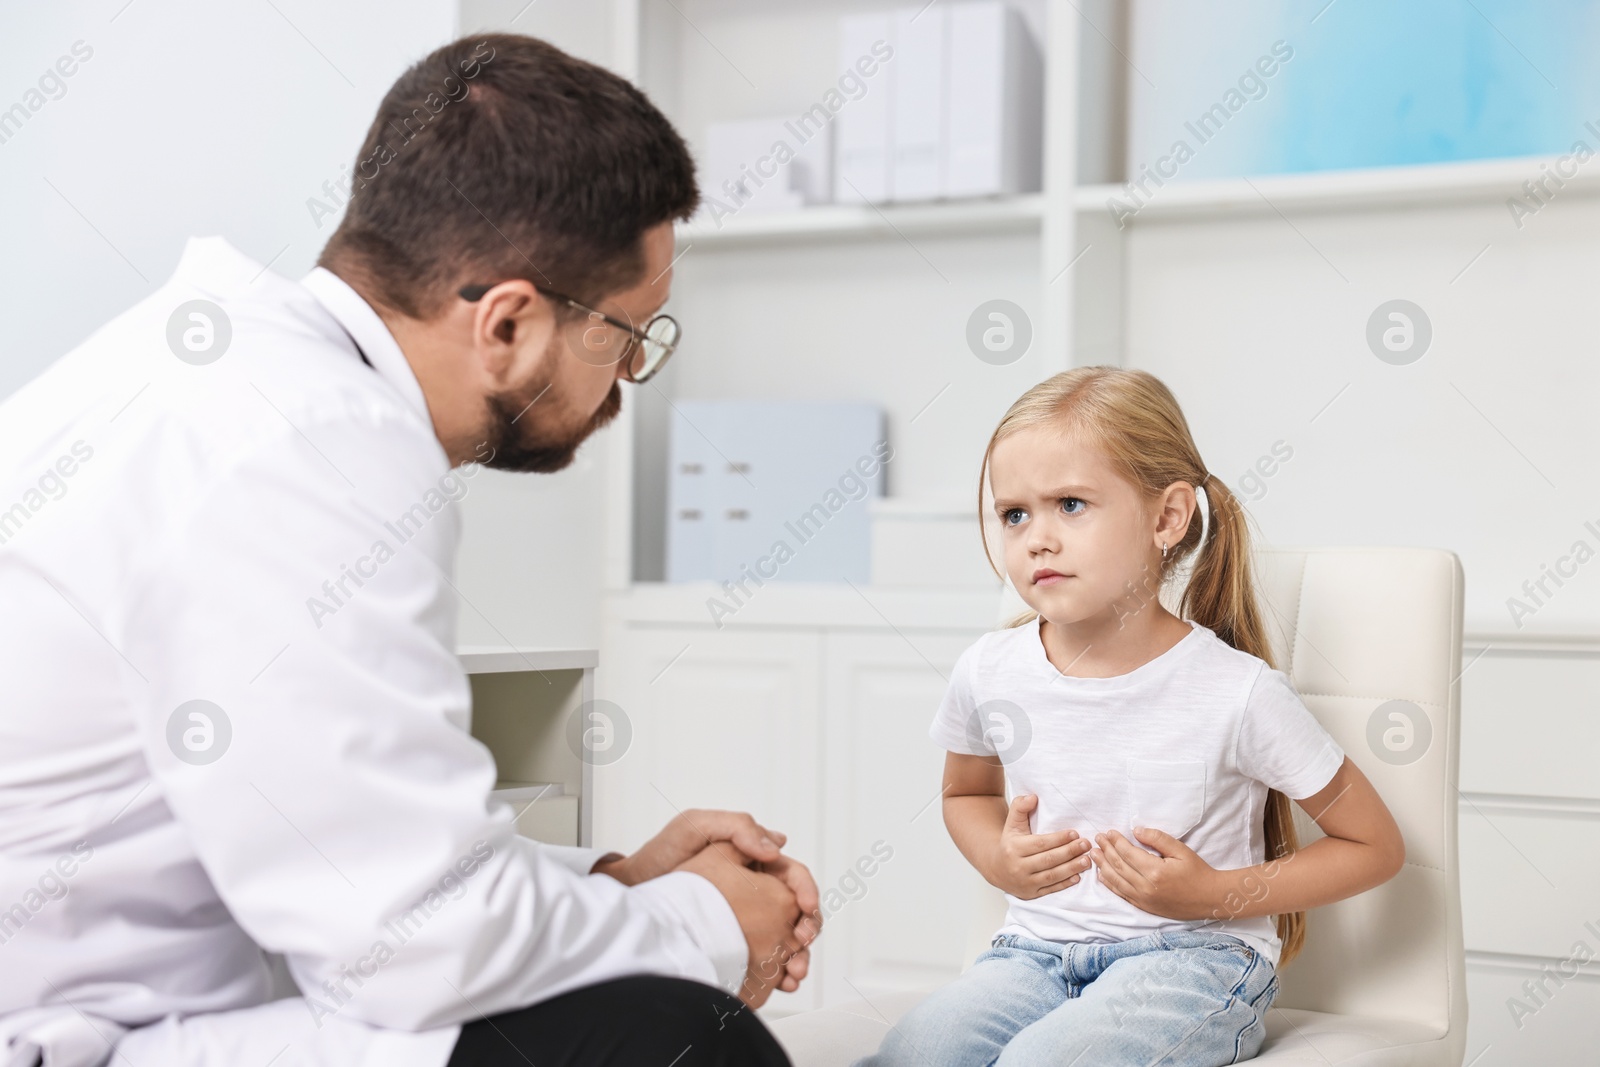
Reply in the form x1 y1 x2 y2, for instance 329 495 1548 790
1124 0 1600 181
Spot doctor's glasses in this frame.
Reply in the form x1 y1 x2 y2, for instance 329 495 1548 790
458 282 680 384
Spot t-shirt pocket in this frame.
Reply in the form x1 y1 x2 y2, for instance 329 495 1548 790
1126 758 1207 839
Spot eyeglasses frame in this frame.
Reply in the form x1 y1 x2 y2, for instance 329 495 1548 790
457 281 679 384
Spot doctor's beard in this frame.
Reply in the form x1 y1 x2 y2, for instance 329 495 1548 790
478 363 622 474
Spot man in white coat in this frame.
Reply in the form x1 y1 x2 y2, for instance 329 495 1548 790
0 33 816 1067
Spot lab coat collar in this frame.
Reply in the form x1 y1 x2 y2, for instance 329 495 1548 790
300 265 433 425
166 237 434 428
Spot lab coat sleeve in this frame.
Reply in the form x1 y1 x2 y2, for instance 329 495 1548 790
538 843 622 878
626 872 751 990
116 408 750 1029
537 851 747 988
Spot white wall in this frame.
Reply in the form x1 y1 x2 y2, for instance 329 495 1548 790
460 0 618 68
450 0 632 649
2 0 620 652
1117 192 1600 636
0 1 455 396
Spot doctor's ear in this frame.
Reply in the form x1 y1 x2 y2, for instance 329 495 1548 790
459 279 558 372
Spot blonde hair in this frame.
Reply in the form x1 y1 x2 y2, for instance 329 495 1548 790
977 366 1306 966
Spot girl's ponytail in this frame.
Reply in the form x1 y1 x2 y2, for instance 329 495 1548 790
1179 473 1307 966
1178 474 1269 658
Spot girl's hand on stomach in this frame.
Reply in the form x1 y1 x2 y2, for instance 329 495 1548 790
988 794 1094 900
1090 827 1223 920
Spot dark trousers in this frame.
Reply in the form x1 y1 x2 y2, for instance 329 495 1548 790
446 975 792 1066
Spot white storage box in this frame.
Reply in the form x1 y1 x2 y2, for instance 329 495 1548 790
697 115 833 224
834 2 1043 205
667 401 887 586
869 497 1004 588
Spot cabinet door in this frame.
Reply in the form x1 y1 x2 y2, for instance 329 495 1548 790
817 630 995 1007
592 623 823 1011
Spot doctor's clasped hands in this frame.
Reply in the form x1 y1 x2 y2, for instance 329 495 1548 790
591 809 821 1007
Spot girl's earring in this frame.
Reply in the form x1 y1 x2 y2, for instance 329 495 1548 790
1161 541 1168 561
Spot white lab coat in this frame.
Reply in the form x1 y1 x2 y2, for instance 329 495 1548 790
0 238 747 1067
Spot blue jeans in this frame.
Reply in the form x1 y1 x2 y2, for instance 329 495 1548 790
854 929 1278 1067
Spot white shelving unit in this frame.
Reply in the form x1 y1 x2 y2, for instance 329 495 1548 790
460 646 598 847
603 0 1088 592
598 5 1600 598
1077 151 1600 221
676 151 1600 241
675 192 1047 247
458 646 598 676
559 0 1600 602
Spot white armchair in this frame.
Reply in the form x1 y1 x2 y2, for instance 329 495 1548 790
771 546 1468 1066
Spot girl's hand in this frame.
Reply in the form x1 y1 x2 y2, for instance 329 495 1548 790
1091 827 1223 920
987 794 1093 899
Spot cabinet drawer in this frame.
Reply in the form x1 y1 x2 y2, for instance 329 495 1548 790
1460 803 1600 958
1465 960 1600 1066
1461 649 1600 800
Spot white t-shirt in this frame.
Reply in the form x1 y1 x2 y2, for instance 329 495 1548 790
929 615 1345 968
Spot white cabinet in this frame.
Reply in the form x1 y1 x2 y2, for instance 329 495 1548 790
595 624 823 875
818 631 995 1006
1455 635 1600 1065
591 615 828 1011
595 583 1001 1015
1465 964 1600 1066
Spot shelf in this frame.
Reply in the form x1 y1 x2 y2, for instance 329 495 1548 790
458 647 598 675
675 193 1047 248
610 582 1005 631
671 154 1597 249
1074 153 1600 223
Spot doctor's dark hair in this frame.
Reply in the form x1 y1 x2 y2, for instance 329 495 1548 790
318 34 698 319
978 366 1311 967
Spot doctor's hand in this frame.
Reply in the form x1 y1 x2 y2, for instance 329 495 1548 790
677 840 813 1009
593 808 821 996
590 808 791 887
1091 827 1223 920
987 794 1093 900
749 848 820 995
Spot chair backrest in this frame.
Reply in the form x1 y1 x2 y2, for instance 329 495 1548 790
982 546 1466 1038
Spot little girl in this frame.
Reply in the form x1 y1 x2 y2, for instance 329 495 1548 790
858 368 1405 1066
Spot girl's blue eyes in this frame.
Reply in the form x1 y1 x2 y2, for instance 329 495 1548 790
1002 498 1085 526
